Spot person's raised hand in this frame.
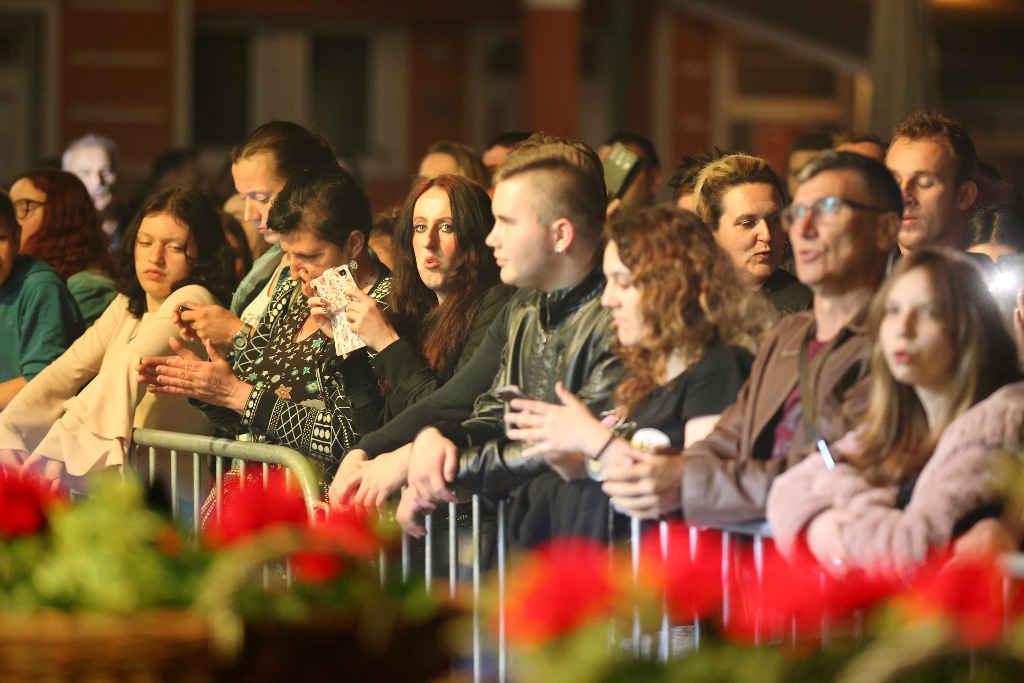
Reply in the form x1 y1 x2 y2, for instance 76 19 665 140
137 338 252 411
344 287 399 352
176 303 244 349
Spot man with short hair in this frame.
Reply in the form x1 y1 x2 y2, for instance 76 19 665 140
394 134 622 543
833 131 887 162
481 131 532 187
62 133 123 251
786 130 834 197
600 151 901 526
884 112 978 254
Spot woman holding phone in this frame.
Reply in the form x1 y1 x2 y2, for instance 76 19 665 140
328 174 512 507
139 169 389 472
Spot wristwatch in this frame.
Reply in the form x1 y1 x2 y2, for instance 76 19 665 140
231 323 254 351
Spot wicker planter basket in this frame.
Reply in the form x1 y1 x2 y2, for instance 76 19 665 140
0 611 216 682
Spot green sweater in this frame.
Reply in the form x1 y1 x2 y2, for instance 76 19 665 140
0 255 84 382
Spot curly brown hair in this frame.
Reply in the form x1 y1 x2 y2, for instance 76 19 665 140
15 169 115 279
606 206 770 416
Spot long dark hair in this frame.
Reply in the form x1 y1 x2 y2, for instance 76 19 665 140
115 188 234 319
15 169 115 278
390 174 500 370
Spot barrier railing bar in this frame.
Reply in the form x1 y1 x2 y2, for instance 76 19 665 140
472 494 482 683
425 511 433 592
497 499 507 683
131 428 323 522
449 501 458 599
170 449 179 521
192 452 201 536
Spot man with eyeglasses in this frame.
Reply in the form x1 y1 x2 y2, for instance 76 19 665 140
600 151 901 526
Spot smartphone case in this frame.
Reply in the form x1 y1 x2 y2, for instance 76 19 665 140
310 266 366 355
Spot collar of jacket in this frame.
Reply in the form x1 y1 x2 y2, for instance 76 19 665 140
538 266 606 329
778 301 871 358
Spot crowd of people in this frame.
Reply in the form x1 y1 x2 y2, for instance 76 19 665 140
1 109 1023 580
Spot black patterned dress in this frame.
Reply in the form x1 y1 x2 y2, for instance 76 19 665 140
196 266 392 472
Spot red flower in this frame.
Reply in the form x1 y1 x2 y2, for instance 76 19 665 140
203 469 309 547
0 467 65 538
311 504 380 559
504 538 625 647
638 523 724 622
287 505 380 584
900 554 1008 648
291 550 346 583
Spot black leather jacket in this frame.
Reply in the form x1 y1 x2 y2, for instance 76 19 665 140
443 267 624 501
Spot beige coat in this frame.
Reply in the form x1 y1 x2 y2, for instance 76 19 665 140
0 285 218 479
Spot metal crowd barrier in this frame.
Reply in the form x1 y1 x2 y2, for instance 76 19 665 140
114 438 1021 682
127 428 325 533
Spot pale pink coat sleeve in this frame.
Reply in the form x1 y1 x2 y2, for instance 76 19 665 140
769 383 1024 578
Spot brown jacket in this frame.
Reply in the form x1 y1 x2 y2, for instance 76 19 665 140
681 307 871 527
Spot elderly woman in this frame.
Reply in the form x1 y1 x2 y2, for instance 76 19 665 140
0 187 234 495
692 153 812 317
139 169 389 473
767 249 1023 579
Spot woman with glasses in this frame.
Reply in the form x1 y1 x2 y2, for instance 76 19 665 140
0 187 234 501
767 249 1023 579
693 154 812 318
9 169 118 326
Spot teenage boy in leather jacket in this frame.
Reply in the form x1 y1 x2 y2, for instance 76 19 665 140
392 134 624 543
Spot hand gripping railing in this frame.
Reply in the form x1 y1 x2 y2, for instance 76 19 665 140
128 428 325 530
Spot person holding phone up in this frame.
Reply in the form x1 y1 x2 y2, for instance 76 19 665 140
137 169 390 475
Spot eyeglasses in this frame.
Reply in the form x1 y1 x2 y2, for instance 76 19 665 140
13 199 44 221
780 196 891 230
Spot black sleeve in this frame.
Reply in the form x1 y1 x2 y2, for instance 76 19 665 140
681 344 755 421
370 284 514 417
352 296 516 457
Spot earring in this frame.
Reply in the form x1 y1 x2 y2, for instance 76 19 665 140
349 259 358 271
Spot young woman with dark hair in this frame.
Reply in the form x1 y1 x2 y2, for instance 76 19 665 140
328 174 513 508
768 249 1024 578
0 187 233 497
9 169 117 325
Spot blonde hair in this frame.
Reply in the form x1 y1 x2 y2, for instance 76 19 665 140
692 154 786 231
